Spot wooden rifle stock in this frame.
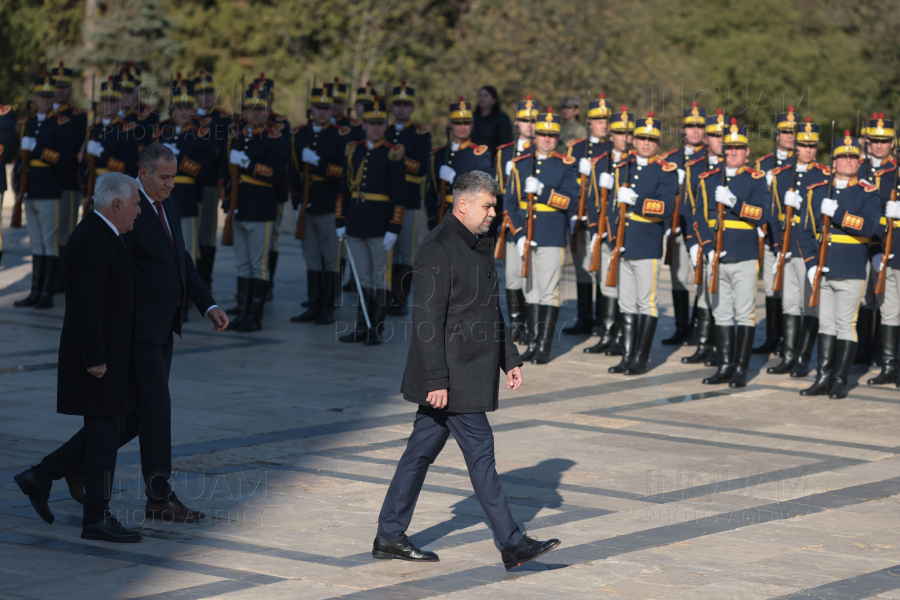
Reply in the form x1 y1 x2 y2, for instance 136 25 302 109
589 187 609 272
521 192 535 278
494 213 510 260
221 163 239 246
809 215 831 307
438 180 449 222
295 163 310 240
693 223 704 285
11 150 29 227
773 206 793 292
571 173 588 253
707 203 725 294
758 223 766 265
665 188 681 265
876 219 894 295
604 199 628 288
82 155 97 218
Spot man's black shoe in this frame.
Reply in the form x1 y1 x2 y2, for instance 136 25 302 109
14 469 54 524
501 534 560 571
81 517 142 543
372 535 439 562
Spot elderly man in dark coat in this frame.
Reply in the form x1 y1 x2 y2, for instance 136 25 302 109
14 172 143 543
373 170 560 570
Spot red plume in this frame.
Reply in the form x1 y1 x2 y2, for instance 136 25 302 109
526 94 532 100
459 96 465 101
730 117 737 124
806 116 812 122
648 111 654 118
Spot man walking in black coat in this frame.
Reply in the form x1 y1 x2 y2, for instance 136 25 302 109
14 173 143 542
373 171 560 570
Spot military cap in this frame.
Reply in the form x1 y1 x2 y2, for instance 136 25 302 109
391 81 415 103
99 75 122 101
171 73 196 107
325 77 348 102
609 105 635 133
723 118 749 147
833 130 861 158
32 72 56 97
796 116 820 145
634 112 661 140
310 87 334 108
193 70 215 93
362 97 388 122
126 62 142 85
705 109 726 136
683 101 706 126
866 112 895 141
449 97 474 122
356 81 376 103
115 67 136 92
535 108 561 135
777 106 798 132
51 61 74 88
515 95 539 121
560 95 580 108
255 72 274 93
587 93 612 119
242 84 269 110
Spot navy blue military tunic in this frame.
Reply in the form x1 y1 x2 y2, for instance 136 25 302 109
195 109 232 188
81 117 140 182
14 110 76 200
769 161 830 257
120 101 159 168
659 144 707 240
504 152 580 248
0 105 17 196
289 122 351 214
54 102 88 192
425 140 492 229
221 122 287 222
660 144 707 169
496 139 533 194
607 155 678 260
859 158 900 267
334 114 364 141
388 122 432 210
153 119 216 218
337 139 407 238
568 139 612 245
755 150 793 174
683 154 717 248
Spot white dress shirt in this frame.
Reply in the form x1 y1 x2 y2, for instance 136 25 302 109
94 210 120 236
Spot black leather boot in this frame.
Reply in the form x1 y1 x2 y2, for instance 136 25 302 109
800 334 836 396
506 289 527 344
703 326 735 384
389 264 412 316
606 307 626 356
753 297 781 354
854 307 875 364
625 315 658 375
768 314 801 374
830 338 857 399
237 278 265 332
365 288 389 346
316 271 336 325
791 316 819 377
585 295 619 354
265 250 278 302
532 305 559 364
867 325 899 385
291 270 322 322
340 293 370 342
15 256 45 307
519 304 540 362
591 284 604 336
684 296 701 346
35 256 58 309
198 245 216 289
609 313 638 373
226 278 251 330
730 325 755 387
683 308 714 364
562 282 594 335
662 290 690 345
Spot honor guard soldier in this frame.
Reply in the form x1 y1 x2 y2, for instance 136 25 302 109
564 93 611 337
354 81 376 122
606 111 677 375
0 102 16 263
864 114 900 385
558 95 585 148
117 64 158 162
496 95 539 343
83 76 140 192
387 81 431 316
288 86 350 325
659 102 707 345
325 78 364 139
193 70 230 290
13 72 76 309
766 117 829 377
796 132 881 398
688 119 769 388
336 98 407 345
221 85 286 332
425 97 491 228
504 108 581 364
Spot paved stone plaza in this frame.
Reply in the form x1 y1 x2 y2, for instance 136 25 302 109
1 199 900 599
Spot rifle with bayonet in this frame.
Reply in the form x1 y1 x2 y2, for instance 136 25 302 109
11 70 33 228
295 76 315 240
810 121 837 308
521 125 537 278
221 83 241 246
605 113 633 288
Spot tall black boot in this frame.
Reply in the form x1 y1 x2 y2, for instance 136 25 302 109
53 245 66 293
339 292 370 342
730 325 755 387
625 315 658 375
606 303 626 356
829 338 857 399
316 272 336 325
854 307 875 364
265 251 279 302
753 297 781 354
800 334 836 396
585 295 619 354
291 270 323 322
791 316 819 377
198 245 216 289
237 278 265 332
608 313 638 373
683 308 714 364
868 325 899 385
15 256 45 307
35 257 58 309
591 284 604 336
506 289 527 344
562 283 593 335
684 296 701 346
662 290 690 345
389 264 412 316
703 326 736 385
365 288 390 345
768 315 801 374
870 311 883 367
519 304 540 362
532 306 559 364
226 278 251 330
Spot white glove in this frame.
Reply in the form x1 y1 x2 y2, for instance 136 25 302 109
873 253 884 273
505 160 513 176
336 226 347 239
569 216 578 234
162 143 180 156
579 158 592 176
229 149 250 168
383 231 398 252
677 168 685 186
516 237 526 257
757 227 766 238
616 186 638 206
86 140 104 158
772 252 792 273
766 171 774 186
715 185 736 208
886 201 900 220
599 172 614 190
707 250 727 264
20 136 37 152
820 197 838 218
784 190 802 210
302 148 321 166
807 267 816 287
439 165 456 183
590 233 598 253
689 243 700 268
524 176 544 196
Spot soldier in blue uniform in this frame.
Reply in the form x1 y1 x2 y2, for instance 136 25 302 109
425 98 492 229
387 81 432 316
13 72 76 310
505 108 582 364
496 95 538 343
83 76 140 189
221 85 286 332
336 98 407 345
766 117 829 377
688 119 770 388
289 87 351 325
0 102 16 263
795 133 881 398
606 111 677 375
117 64 158 166
324 78 364 139
354 81 376 122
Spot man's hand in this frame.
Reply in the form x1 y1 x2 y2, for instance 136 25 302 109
886 201 900 220
784 190 802 210
505 160 514 176
87 364 107 378
677 168 686 186
336 226 347 239
302 148 321 166
207 306 228 331
598 172 614 190
689 243 700 268
20 136 37 152
820 197 838 218
506 366 523 390
578 158 592 176
439 165 456 184
616 186 638 206
715 185 736 208
516 237 526 257
87 140 104 158
383 231 398 252
426 389 448 409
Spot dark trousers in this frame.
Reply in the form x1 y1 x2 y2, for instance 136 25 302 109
376 405 522 549
35 415 125 526
35 335 176 503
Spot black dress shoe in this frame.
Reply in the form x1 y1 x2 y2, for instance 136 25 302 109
14 469 54 524
81 517 142 543
501 534 561 571
372 535 439 562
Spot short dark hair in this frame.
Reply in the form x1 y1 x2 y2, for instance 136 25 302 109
452 170 500 208
139 142 176 174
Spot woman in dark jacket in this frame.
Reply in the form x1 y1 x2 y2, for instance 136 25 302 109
472 85 513 159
